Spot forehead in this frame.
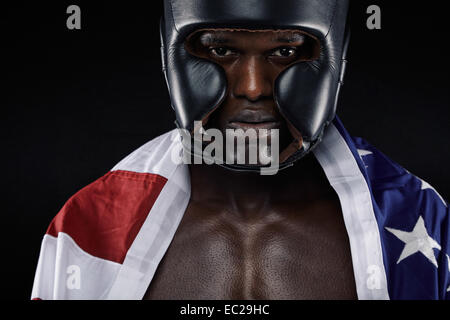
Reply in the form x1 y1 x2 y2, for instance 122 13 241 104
189 29 309 44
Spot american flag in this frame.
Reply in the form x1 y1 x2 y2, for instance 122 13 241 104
31 116 449 300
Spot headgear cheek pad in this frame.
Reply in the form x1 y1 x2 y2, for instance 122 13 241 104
160 0 350 171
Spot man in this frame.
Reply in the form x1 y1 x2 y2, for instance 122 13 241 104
32 0 449 300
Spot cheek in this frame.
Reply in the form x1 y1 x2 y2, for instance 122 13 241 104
216 96 235 121
220 62 240 88
269 63 292 84
214 65 240 116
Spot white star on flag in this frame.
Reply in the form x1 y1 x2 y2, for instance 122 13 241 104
386 216 441 268
357 149 373 157
357 149 372 169
447 254 450 272
447 255 450 292
420 178 447 207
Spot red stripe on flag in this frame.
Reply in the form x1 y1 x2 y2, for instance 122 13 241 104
47 170 167 264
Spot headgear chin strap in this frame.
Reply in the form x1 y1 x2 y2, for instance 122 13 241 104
160 0 350 172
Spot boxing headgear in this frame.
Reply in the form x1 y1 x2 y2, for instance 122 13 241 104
160 0 350 171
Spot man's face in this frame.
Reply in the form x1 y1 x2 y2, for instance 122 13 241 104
185 29 319 165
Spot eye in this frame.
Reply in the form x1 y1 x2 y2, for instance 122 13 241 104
210 47 235 57
271 47 298 57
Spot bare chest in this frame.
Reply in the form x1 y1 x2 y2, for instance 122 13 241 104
144 199 357 300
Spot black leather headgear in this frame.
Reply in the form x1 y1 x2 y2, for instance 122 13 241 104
160 0 350 171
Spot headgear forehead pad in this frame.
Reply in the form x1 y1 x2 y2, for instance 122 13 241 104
160 0 350 171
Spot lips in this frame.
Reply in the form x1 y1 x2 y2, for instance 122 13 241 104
227 109 281 130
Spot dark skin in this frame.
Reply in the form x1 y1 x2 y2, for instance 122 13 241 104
144 30 357 299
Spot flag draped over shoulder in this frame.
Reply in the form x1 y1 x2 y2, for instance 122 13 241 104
31 116 450 300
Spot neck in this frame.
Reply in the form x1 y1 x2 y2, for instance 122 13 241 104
188 153 332 213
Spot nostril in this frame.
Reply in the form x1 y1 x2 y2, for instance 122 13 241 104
246 93 263 102
233 88 270 102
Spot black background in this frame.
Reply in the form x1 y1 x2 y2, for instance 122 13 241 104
2 1 449 299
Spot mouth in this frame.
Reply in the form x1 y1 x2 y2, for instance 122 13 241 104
227 110 281 130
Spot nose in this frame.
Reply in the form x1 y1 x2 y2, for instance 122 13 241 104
231 55 273 102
